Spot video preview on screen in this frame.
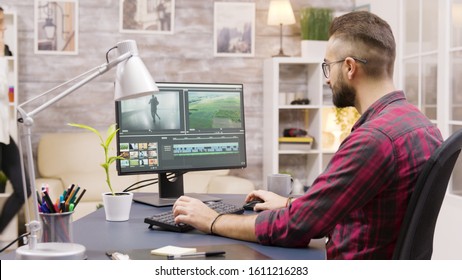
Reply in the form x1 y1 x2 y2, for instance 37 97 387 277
115 83 247 175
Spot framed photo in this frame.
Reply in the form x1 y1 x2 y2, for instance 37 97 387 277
120 0 175 34
214 2 255 57
34 0 78 55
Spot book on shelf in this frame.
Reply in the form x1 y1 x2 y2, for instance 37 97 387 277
278 136 314 150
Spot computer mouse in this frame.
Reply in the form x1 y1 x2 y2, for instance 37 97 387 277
243 199 264 211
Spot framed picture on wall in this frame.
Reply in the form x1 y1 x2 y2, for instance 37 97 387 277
120 0 175 34
214 2 255 57
34 0 79 55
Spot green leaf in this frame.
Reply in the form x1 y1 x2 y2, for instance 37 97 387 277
68 123 103 142
105 124 119 149
108 156 125 165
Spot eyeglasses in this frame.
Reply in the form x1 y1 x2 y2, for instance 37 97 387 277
322 57 368 78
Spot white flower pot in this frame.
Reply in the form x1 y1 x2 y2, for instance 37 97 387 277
301 40 328 60
102 192 133 222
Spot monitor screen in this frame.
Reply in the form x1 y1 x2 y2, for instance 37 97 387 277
115 82 247 206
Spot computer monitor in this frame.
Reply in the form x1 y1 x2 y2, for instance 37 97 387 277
115 82 247 206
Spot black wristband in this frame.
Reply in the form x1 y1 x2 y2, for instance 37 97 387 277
210 213 225 235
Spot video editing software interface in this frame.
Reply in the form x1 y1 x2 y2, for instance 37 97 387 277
115 83 247 176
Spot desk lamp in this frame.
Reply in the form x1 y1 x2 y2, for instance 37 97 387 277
15 40 158 259
267 0 296 57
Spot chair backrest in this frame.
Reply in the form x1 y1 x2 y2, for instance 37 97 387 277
393 129 462 259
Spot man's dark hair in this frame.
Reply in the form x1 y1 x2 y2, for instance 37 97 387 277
329 11 396 78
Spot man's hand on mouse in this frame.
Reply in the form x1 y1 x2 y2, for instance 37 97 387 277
245 190 288 211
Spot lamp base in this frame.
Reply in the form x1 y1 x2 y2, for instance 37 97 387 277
16 242 86 260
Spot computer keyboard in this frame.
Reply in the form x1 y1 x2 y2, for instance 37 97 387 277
144 201 245 232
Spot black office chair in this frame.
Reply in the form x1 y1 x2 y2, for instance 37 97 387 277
393 129 462 259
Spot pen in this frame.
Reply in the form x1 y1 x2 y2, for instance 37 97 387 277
167 251 226 260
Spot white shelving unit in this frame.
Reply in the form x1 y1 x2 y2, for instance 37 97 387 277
2 11 18 142
263 57 336 191
0 10 18 250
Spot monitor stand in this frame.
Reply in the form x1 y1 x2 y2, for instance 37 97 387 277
132 172 222 207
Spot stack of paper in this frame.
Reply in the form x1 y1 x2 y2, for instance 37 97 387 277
150 245 197 256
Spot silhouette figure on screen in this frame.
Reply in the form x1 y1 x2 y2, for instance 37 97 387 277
149 95 161 124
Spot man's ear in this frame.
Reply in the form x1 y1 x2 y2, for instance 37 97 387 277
345 57 357 80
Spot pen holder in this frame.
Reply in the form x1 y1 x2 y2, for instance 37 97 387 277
40 211 74 243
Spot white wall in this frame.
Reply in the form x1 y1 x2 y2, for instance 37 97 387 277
433 194 462 259
354 0 401 89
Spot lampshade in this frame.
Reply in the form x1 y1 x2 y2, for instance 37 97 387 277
114 40 159 101
267 0 296 26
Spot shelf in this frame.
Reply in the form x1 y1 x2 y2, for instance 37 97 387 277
279 105 319 110
278 150 319 155
2 12 18 141
263 57 328 187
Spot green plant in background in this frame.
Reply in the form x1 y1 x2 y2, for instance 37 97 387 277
300 7 333 40
68 123 124 196
335 107 361 134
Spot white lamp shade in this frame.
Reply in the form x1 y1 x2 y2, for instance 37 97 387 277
114 40 159 101
267 0 296 26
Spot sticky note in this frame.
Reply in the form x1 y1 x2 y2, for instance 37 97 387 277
150 245 197 256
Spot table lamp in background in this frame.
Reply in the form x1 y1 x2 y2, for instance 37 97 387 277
15 40 158 259
267 0 296 57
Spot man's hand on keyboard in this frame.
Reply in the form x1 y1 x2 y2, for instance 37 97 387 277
173 196 218 234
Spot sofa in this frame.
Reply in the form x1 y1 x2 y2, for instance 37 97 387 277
36 132 255 220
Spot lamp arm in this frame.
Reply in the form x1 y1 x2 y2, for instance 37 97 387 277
19 65 103 108
19 52 132 119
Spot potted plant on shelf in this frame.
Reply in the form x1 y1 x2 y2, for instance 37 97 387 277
299 7 333 59
68 123 133 222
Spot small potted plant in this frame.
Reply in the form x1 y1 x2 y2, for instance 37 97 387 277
299 7 333 59
68 123 133 221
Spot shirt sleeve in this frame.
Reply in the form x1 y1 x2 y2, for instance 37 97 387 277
255 128 396 247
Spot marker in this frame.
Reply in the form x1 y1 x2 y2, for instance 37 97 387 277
64 184 75 201
73 189 86 208
42 190 56 213
167 251 226 260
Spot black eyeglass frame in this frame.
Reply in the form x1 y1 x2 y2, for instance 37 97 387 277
322 57 368 79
